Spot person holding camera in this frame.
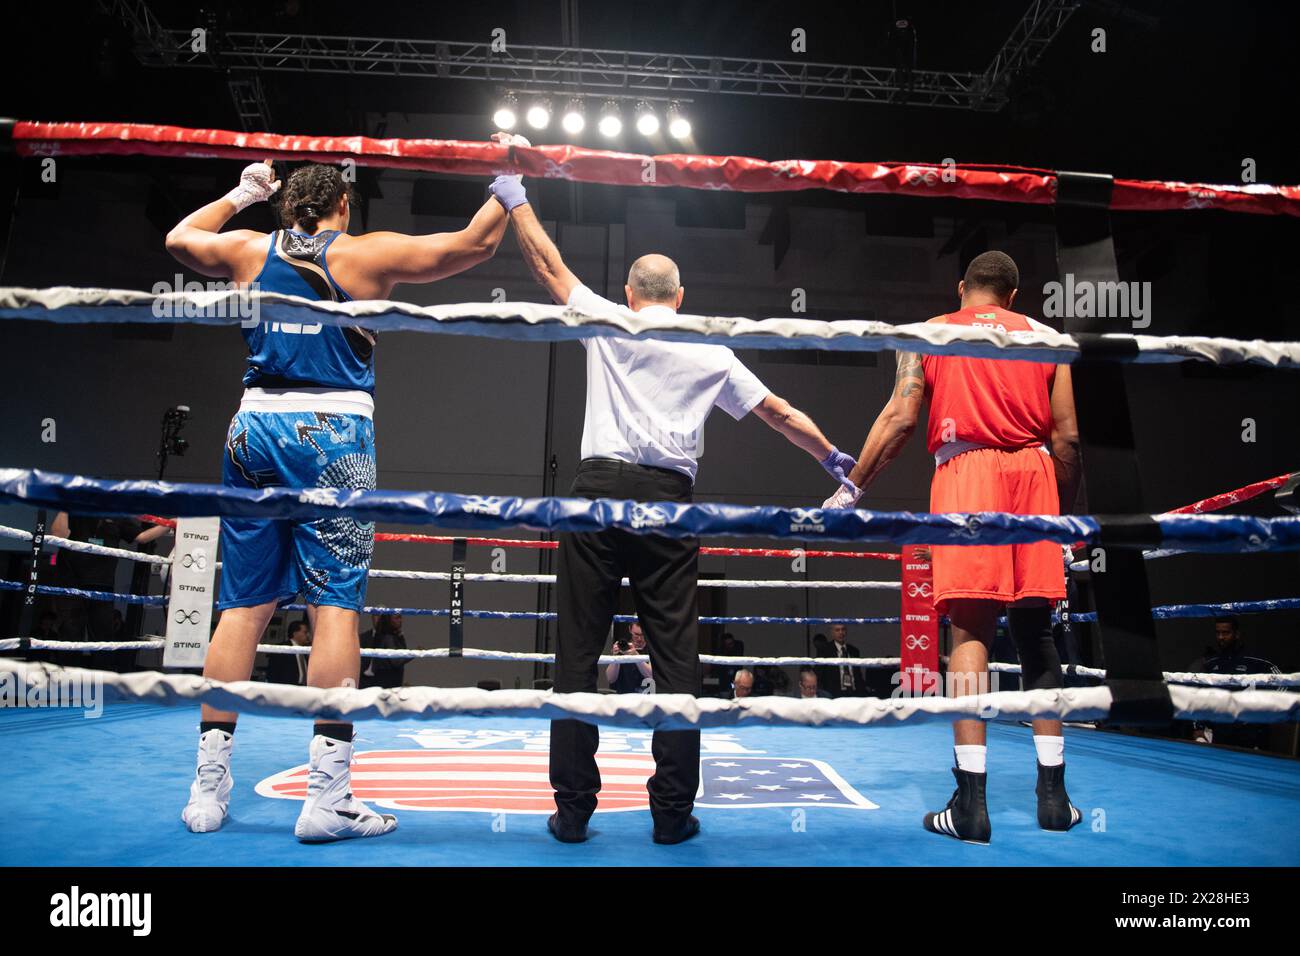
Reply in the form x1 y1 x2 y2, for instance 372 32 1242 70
48 512 168 671
606 621 653 694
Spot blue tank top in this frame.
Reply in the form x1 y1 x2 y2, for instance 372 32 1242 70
242 230 376 393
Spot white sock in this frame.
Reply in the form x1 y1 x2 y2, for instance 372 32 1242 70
953 745 987 774
1034 734 1065 767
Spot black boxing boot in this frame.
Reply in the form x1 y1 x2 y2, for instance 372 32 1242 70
923 767 991 844
1036 762 1082 832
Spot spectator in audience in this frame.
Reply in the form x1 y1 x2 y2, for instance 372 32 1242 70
266 619 312 686
1190 616 1280 749
791 667 831 699
715 631 746 690
814 623 869 698
731 668 755 699
360 613 408 689
48 512 167 671
753 664 789 696
606 621 654 693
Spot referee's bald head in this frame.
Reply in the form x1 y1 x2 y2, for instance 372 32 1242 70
626 254 683 310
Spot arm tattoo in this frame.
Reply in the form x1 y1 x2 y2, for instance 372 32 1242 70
895 351 924 399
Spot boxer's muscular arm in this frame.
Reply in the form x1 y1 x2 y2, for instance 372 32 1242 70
843 348 927 497
351 196 508 291
164 198 266 281
1049 364 1082 513
508 202 581 304
751 394 837 460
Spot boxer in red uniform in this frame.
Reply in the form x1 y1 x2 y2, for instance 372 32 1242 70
825 251 1083 843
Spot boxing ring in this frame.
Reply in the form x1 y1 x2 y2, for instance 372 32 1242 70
2 121 1299 868
4 705 1298 867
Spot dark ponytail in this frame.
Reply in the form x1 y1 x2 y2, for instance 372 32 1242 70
293 202 324 230
278 163 356 232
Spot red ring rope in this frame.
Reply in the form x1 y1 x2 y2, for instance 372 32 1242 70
12 121 1300 217
1164 472 1293 515
370 533 901 561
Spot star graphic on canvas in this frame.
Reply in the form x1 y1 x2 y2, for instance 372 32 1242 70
754 785 787 791
746 769 776 776
799 793 831 801
712 761 740 767
715 775 743 782
715 793 750 801
788 776 818 783
778 763 806 769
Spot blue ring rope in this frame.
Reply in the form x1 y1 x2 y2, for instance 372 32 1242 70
3 469 1298 552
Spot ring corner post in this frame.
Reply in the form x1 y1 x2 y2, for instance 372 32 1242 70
1054 170 1172 725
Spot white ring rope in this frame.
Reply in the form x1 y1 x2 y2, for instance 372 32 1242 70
1 659 1295 728
0 524 168 564
0 638 167 653
3 286 1298 368
0 636 899 668
983 660 1300 688
5 637 1295 687
367 568 899 589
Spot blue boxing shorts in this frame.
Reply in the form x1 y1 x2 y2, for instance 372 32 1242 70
217 409 377 611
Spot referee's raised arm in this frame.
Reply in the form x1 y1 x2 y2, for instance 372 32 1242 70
501 200 581 305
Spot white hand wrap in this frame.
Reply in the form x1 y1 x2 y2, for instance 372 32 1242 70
498 133 530 182
223 163 280 212
822 484 859 510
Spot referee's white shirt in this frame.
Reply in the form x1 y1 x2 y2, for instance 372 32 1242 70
570 284 770 483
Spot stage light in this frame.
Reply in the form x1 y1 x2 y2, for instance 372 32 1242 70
667 102 691 139
635 101 659 136
492 93 518 130
561 98 585 134
526 98 552 130
598 100 622 137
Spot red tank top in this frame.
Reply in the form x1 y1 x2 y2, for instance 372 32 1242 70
921 305 1055 456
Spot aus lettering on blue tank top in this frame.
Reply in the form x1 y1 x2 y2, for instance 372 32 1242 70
241 230 376 393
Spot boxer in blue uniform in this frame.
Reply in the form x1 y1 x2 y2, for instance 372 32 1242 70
164 157 531 841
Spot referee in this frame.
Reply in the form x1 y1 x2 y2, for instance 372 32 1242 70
493 157 859 845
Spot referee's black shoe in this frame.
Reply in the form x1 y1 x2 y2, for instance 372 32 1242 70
652 814 700 845
547 812 589 844
923 767 991 845
1036 762 1083 832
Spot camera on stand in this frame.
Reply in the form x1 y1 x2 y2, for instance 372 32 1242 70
157 404 191 479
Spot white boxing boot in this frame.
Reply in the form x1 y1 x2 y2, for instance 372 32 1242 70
294 734 398 843
182 729 234 833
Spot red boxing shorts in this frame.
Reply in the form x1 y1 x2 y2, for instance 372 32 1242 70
929 445 1065 613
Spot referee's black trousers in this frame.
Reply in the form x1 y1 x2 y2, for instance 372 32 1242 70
550 459 702 829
